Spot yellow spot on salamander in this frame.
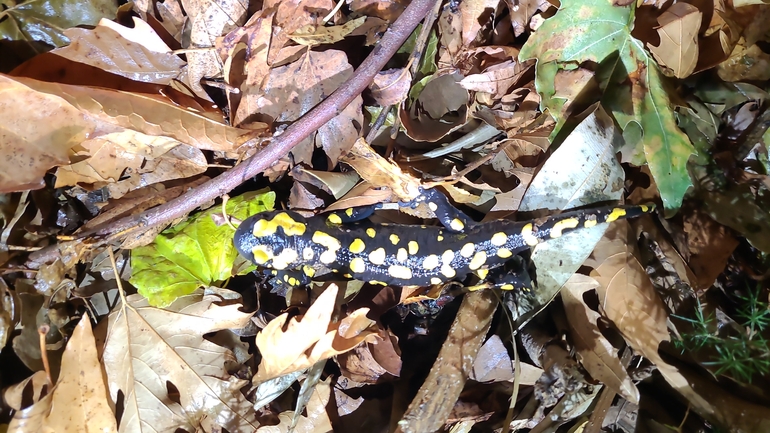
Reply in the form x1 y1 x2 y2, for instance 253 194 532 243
326 213 342 224
251 212 306 237
450 218 464 231
349 238 365 254
366 228 376 238
521 223 539 246
408 241 419 255
271 248 298 270
430 277 442 285
490 232 507 246
312 231 341 250
468 251 487 270
605 208 627 223
476 269 489 279
442 250 455 265
397 248 408 262
369 248 386 265
422 255 439 270
460 243 475 258
390 234 400 245
345 208 354 217
550 217 580 238
302 265 315 277
428 202 438 212
583 217 597 228
313 231 341 264
437 234 444 241
370 280 386 285
500 284 514 291
388 265 413 279
349 257 366 273
251 245 272 265
343 273 352 278
497 248 513 258
440 265 456 278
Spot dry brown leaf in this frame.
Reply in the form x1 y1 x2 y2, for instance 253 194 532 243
717 40 770 81
254 284 378 383
648 2 702 78
400 71 470 142
52 19 185 85
459 60 531 99
12 75 255 152
0 74 95 193
8 317 117 433
350 0 408 21
504 0 552 37
589 222 715 419
562 274 640 404
290 17 367 46
337 138 425 204
236 50 363 165
266 0 333 64
337 327 401 383
369 67 412 107
459 0 499 47
255 378 333 433
101 292 256 432
182 0 248 99
470 335 542 384
54 132 207 197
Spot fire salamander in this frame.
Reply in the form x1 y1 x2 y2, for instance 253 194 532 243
233 198 655 290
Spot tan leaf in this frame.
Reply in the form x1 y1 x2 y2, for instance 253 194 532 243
290 16 367 46
54 132 207 198
459 0 499 47
648 2 702 78
12 75 254 152
717 41 770 82
236 50 362 164
255 378 333 433
101 293 256 432
52 19 185 85
182 0 248 98
459 60 531 99
0 74 95 193
562 274 640 404
8 317 118 433
589 222 714 416
254 285 378 383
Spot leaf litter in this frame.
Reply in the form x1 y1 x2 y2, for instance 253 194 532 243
1 0 770 431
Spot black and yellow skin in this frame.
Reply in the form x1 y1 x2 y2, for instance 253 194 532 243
233 203 655 289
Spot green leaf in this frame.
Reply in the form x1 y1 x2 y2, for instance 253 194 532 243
130 191 275 307
0 0 118 51
519 0 696 213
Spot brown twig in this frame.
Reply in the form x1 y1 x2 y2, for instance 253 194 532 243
28 0 438 266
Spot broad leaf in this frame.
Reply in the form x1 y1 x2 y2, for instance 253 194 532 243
519 0 696 213
130 191 275 307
